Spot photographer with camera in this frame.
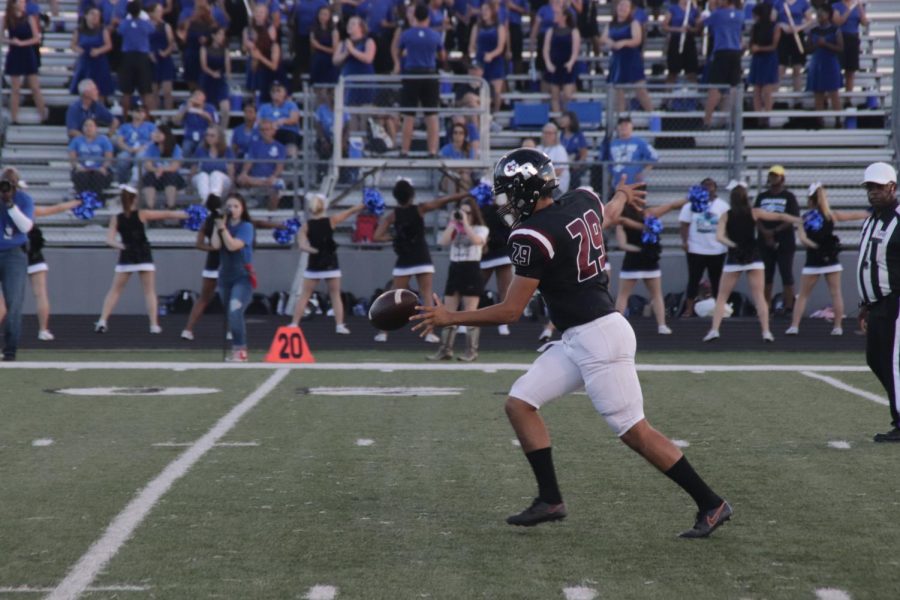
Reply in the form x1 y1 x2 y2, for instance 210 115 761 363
0 168 35 361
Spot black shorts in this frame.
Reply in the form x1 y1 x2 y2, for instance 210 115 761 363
400 71 440 115
509 23 524 62
841 32 860 72
444 261 484 297
778 32 806 67
275 129 302 147
759 242 796 286
709 50 743 86
666 35 700 75
119 52 153 95
141 171 186 190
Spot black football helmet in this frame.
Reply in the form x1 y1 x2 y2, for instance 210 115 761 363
492 148 558 226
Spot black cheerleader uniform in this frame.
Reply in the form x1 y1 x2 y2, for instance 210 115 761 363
620 226 662 279
802 213 842 275
723 210 763 272
26 226 48 275
480 205 512 270
115 211 154 272
392 205 434 277
201 215 220 279
304 217 341 279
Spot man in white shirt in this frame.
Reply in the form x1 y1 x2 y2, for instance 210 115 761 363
536 122 570 195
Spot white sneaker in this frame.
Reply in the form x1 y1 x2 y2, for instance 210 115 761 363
538 327 553 341
94 320 107 333
335 323 351 335
762 331 775 342
374 332 388 343
150 325 162 334
180 329 194 340
831 327 843 336
702 330 720 342
424 332 440 344
225 349 248 362
226 331 233 341
785 326 799 335
37 330 55 341
657 325 673 335
498 324 510 336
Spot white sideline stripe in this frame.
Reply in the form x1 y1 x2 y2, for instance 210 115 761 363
828 441 852 450
355 438 375 446
0 361 873 372
563 586 598 600
307 386 464 396
0 585 149 593
800 371 889 406
152 441 260 447
815 588 852 600
45 368 290 600
304 585 338 600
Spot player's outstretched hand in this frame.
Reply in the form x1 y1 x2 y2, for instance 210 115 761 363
615 175 647 210
410 294 451 338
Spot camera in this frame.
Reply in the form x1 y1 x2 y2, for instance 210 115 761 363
0 180 12 194
210 207 223 220
453 210 462 220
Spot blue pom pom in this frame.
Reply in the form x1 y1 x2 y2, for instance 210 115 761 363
469 182 493 208
182 204 209 231
71 190 103 220
363 188 385 216
803 209 825 232
688 185 710 213
272 217 303 245
641 215 662 245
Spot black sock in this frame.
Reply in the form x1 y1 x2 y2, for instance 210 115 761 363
664 456 722 511
525 447 563 505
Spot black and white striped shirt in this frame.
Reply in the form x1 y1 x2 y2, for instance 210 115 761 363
857 202 900 305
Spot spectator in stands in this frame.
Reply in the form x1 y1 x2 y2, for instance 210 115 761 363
141 122 186 209
313 88 348 167
558 110 588 188
832 0 868 95
543 5 580 113
191 126 234 203
95 185 188 335
231 100 259 160
67 79 118 138
397 3 444 158
662 0 701 85
243 2 280 103
199 28 232 125
114 106 155 184
451 0 475 55
175 90 218 159
678 178 729 318
608 116 657 186
702 0 744 128
428 0 449 39
506 0 528 75
69 6 114 101
69 118 114 196
291 0 329 85
776 0 814 95
530 0 571 84
308 3 340 87
178 0 229 91
748 2 781 126
333 15 377 128
211 192 255 362
258 81 302 157
602 0 653 113
3 0 47 124
470 1 507 113
754 165 800 316
536 121 570 194
438 122 475 192
150 2 177 110
806 5 843 127
237 119 286 210
117 1 155 118
0 167 34 361
786 182 870 336
367 0 398 74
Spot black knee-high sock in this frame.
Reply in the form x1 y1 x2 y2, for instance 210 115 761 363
665 455 722 511
525 447 563 504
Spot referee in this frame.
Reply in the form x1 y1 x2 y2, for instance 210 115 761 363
857 162 900 442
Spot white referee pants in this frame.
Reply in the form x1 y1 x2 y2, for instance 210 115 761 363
192 171 231 202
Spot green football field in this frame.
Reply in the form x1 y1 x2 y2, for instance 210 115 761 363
1 351 897 600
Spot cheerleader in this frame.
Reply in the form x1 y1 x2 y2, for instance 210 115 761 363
69 7 114 101
601 0 652 113
429 197 489 362
480 193 513 336
199 28 231 125
786 183 869 336
702 183 801 343
288 195 364 333
806 6 843 126
180 194 223 341
614 196 688 335
150 3 177 110
372 180 469 343
95 185 188 334
469 2 506 113
542 6 580 113
3 0 47 124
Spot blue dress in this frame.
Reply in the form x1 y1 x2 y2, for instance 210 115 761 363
806 25 843 93
607 21 645 84
150 22 176 83
748 21 778 86
310 28 339 85
200 46 229 105
476 24 506 81
4 18 38 76
342 38 375 105
70 29 115 97
545 26 576 86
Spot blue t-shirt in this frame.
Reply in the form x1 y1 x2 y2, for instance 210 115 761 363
561 131 588 158
117 15 155 53
667 3 700 30
246 138 286 177
608 136 658 184
507 0 527 26
438 142 474 159
142 143 184 168
314 103 348 138
293 0 328 36
25 0 40 16
231 124 260 158
366 0 394 35
117 122 156 149
399 27 443 71
181 102 219 143
68 134 114 168
258 101 302 134
775 0 811 27
634 7 649 25
833 2 861 35
194 146 234 174
704 7 744 52
0 191 35 250
66 100 114 133
219 220 254 280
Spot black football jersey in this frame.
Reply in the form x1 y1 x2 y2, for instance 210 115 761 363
507 188 616 331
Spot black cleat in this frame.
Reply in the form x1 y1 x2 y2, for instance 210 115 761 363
506 498 567 527
679 500 733 539
874 428 900 443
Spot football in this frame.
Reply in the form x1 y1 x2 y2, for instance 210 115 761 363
368 289 420 331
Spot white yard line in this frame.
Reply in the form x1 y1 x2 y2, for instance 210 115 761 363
563 586 598 600
0 585 149 593
800 371 888 406
815 588 852 600
45 368 290 600
151 441 260 448
304 585 338 600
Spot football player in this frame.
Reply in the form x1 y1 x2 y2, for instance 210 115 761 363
411 148 732 538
